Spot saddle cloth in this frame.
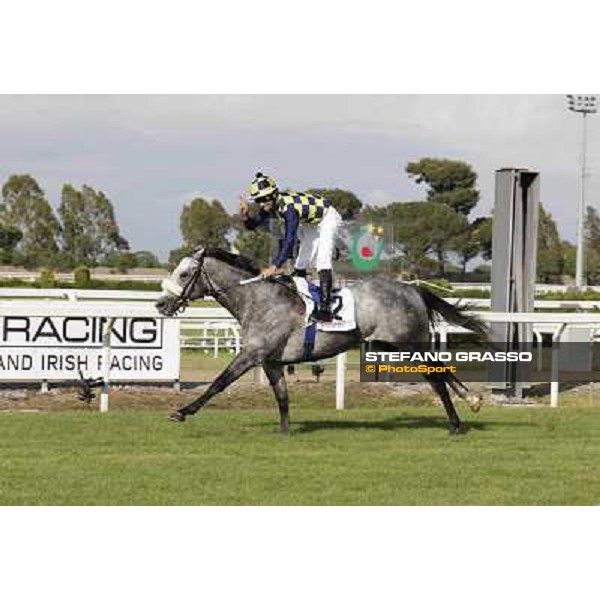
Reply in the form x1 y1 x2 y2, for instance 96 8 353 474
292 276 356 332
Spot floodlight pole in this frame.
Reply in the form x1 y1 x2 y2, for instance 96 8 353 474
575 111 589 288
567 94 597 288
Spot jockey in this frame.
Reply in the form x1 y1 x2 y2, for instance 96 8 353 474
240 172 342 322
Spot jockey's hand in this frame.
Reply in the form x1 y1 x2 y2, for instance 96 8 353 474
239 195 250 217
262 265 283 278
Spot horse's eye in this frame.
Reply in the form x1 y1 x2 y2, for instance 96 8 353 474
181 271 190 279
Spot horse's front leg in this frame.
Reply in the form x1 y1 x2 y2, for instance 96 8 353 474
169 349 261 422
263 363 289 435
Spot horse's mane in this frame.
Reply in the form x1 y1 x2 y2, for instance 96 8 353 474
204 247 261 276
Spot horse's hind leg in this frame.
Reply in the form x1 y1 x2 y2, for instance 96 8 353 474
374 342 466 433
446 372 483 413
263 363 289 434
423 371 464 435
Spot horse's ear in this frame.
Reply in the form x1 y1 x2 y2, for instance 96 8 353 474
192 246 206 262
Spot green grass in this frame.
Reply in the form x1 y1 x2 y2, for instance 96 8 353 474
1 404 600 505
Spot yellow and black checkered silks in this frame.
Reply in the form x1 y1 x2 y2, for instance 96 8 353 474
277 191 332 224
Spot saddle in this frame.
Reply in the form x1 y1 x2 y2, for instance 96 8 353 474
292 277 356 360
293 277 356 331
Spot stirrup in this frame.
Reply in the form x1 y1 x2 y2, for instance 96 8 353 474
313 307 334 322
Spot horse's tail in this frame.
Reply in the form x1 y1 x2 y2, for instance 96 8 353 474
416 286 488 340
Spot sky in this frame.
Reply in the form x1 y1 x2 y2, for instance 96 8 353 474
0 94 598 260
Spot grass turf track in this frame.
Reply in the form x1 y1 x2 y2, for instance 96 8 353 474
1 404 600 505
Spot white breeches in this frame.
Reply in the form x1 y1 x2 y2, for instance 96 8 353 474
294 206 342 271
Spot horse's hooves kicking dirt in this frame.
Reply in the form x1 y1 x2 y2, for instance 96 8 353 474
169 411 186 423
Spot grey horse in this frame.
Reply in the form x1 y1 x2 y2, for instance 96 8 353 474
156 247 488 434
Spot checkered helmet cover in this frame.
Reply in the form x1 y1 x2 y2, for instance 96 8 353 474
248 172 278 201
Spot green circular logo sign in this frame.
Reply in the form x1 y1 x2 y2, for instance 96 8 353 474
350 224 385 271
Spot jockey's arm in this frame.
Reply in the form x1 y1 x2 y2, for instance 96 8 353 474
243 207 270 230
272 205 299 268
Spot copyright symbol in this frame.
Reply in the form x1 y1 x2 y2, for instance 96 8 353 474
365 365 375 373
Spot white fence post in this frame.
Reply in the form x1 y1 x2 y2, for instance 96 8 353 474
336 352 347 410
439 324 448 351
100 317 115 413
551 323 567 408
534 331 543 371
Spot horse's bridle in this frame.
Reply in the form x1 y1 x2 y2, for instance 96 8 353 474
161 248 249 315
160 248 208 315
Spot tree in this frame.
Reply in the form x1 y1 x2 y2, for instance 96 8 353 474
234 229 273 268
537 204 566 283
59 184 129 266
473 216 492 260
584 206 600 283
180 197 231 248
562 241 576 280
307 188 363 220
363 201 465 278
168 244 193 270
406 158 480 216
227 211 275 267
415 203 466 277
169 197 232 269
104 251 139 272
74 265 91 288
0 224 22 264
1 174 60 266
559 208 600 283
451 216 492 277
452 222 483 278
133 251 161 268
103 250 161 270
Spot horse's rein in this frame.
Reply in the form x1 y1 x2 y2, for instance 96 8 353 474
163 251 312 315
206 268 315 311
240 273 314 303
161 253 258 313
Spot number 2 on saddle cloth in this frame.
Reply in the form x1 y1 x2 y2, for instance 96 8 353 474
303 282 343 361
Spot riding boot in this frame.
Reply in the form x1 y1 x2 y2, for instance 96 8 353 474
315 269 333 322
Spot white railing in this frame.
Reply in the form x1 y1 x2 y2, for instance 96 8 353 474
0 271 166 282
4 287 600 311
449 282 600 293
0 288 163 301
446 298 600 310
1 297 598 410
181 320 241 356
430 311 600 408
334 310 600 410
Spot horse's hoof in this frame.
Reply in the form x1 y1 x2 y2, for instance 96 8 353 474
466 395 483 413
169 411 186 423
449 424 468 435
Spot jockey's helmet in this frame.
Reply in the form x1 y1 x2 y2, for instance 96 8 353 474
248 172 278 202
